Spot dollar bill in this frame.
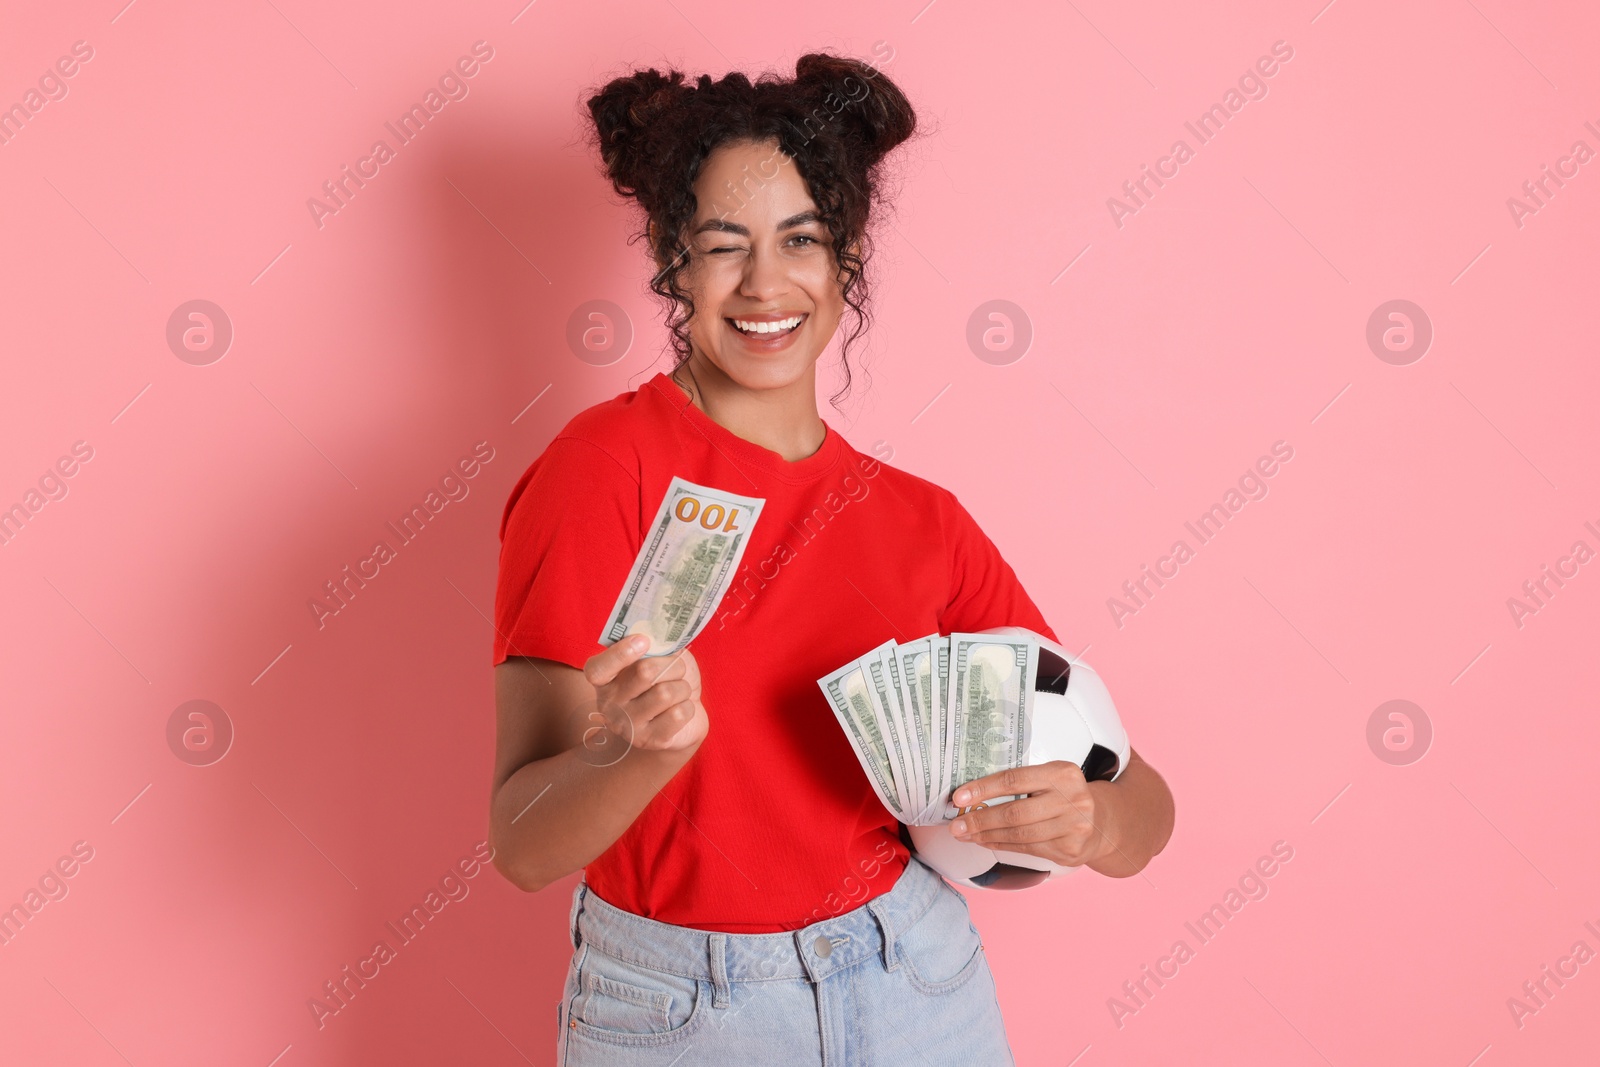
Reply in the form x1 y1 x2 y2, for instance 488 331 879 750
862 641 919 816
599 476 764 656
934 637 952 809
881 644 930 821
944 632 1039 819
893 637 939 822
817 651 907 818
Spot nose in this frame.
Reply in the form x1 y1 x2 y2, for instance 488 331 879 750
739 243 790 303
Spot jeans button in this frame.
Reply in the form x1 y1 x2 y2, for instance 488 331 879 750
813 935 832 958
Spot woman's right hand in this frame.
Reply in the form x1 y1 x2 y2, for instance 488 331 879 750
583 635 708 754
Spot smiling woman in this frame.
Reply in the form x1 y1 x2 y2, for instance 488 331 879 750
487 51 1173 1067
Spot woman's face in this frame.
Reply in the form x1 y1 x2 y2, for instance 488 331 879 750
677 138 845 393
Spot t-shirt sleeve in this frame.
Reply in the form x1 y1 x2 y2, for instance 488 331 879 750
936 488 1060 644
492 436 642 669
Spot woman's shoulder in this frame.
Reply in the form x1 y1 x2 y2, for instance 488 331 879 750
548 374 676 457
516 373 694 487
497 378 679 537
842 441 964 514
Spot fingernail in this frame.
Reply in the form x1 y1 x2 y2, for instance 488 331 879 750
951 820 967 836
953 789 970 805
630 635 648 651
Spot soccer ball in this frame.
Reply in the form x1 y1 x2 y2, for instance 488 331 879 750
904 627 1131 890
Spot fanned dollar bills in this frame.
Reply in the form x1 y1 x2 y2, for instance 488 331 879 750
599 477 765 656
817 632 1040 825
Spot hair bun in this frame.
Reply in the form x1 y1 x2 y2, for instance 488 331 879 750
587 69 690 197
793 53 915 167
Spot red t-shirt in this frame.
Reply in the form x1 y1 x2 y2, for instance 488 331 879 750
493 372 1057 932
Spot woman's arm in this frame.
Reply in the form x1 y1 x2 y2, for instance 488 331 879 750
489 638 709 893
948 746 1175 878
1080 748 1174 877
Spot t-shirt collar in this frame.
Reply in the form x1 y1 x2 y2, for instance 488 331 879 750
647 371 843 484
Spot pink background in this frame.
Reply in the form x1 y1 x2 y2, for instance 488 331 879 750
2 0 1597 1064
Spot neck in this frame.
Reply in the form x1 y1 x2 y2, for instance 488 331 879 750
670 353 828 463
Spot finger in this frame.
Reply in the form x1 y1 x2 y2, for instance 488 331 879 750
662 649 702 696
952 760 1086 808
646 647 692 683
960 796 1107 853
598 646 689 709
614 653 680 696
960 815 1080 848
624 677 693 726
626 645 695 693
584 634 652 687
950 794 1059 839
637 699 699 748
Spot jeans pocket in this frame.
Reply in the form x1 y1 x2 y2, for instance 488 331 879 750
584 973 671 1032
896 882 985 996
569 944 706 1047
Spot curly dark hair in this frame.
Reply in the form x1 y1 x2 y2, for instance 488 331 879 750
586 53 917 405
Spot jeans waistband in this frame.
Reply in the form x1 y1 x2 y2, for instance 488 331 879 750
567 857 949 996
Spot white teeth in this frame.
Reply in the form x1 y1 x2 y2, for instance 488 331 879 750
732 315 803 334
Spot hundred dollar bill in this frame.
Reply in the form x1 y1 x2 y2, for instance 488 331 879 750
943 632 1039 820
934 636 953 808
817 649 908 818
862 641 919 816
880 643 929 820
893 636 940 823
599 476 764 656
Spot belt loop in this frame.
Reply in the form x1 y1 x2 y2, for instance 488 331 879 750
567 881 587 952
867 897 898 973
709 933 730 1008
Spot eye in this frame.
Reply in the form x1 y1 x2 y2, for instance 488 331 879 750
788 234 820 246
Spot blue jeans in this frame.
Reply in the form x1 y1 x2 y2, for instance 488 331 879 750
556 856 1016 1066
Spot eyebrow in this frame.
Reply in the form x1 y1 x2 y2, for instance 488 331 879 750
692 210 822 237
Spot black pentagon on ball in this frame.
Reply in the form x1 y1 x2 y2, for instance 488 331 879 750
970 862 1051 889
1080 743 1120 783
1036 646 1071 695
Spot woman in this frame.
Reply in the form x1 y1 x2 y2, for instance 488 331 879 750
489 53 1175 1066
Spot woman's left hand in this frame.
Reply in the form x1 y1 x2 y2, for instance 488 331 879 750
947 761 1115 868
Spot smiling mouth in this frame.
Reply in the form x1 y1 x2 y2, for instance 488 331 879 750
726 314 806 339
